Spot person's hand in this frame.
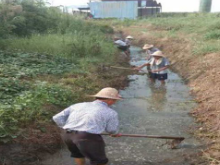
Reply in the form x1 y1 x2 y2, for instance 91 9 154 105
133 67 141 71
151 70 158 73
110 133 122 137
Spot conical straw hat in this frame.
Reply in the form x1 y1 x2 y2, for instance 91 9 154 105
143 44 154 50
91 87 122 100
151 51 164 57
126 35 134 39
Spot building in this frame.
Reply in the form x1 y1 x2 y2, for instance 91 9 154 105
100 0 162 17
88 0 162 19
89 1 138 19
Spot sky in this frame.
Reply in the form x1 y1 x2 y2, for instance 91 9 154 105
50 0 220 12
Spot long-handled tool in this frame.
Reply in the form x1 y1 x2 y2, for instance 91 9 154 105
110 66 134 70
101 133 185 149
110 66 148 74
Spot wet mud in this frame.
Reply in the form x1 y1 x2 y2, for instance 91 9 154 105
41 47 204 165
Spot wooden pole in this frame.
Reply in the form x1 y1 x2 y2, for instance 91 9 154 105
101 133 185 140
110 66 134 70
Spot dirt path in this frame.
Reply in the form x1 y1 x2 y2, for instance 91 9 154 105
40 47 204 165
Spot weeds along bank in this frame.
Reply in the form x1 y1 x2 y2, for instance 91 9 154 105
107 14 220 164
0 1 129 164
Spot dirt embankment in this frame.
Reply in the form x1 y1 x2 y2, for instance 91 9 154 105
122 27 220 164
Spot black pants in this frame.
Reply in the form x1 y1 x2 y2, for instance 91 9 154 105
117 45 128 51
62 130 108 165
150 73 168 80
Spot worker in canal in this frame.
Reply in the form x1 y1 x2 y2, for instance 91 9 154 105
114 36 129 56
53 87 121 165
142 44 160 75
134 51 170 85
125 35 134 54
125 35 134 47
143 44 160 60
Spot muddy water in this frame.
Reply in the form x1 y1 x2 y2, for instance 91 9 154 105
41 47 203 165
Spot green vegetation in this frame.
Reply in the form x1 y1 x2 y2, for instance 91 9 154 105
1 1 219 163
3 0 218 149
0 0 119 143
139 13 220 55
4 33 113 59
101 13 220 55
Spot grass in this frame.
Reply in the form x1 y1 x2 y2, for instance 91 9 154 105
4 32 115 60
143 14 220 54
0 17 122 143
106 13 220 164
204 30 220 40
193 41 220 55
100 13 220 55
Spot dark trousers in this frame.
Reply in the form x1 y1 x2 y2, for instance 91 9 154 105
62 130 108 165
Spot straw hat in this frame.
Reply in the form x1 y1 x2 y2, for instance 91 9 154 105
151 51 164 57
91 87 122 100
142 44 154 50
126 35 134 39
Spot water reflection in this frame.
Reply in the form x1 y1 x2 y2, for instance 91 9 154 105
147 85 167 111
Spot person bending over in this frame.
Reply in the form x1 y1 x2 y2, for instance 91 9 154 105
53 87 122 165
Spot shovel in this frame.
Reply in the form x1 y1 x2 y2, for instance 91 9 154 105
101 133 185 149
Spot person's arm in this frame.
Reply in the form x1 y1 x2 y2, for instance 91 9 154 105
151 66 169 73
52 106 72 128
134 63 150 71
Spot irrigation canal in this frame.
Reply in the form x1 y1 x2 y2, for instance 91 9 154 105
41 47 203 165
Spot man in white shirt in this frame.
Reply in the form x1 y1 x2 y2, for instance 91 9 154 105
114 39 127 47
114 37 129 55
53 87 121 165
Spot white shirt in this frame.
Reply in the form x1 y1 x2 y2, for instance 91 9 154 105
53 100 119 134
114 40 127 46
149 57 170 74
